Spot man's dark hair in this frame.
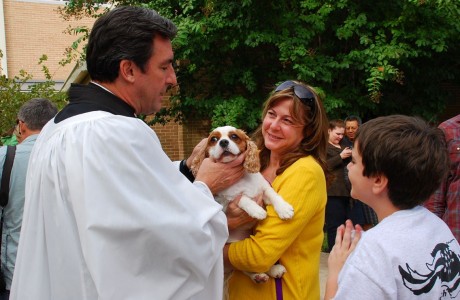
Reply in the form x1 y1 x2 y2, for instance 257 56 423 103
86 6 177 82
17 98 58 130
345 115 362 125
355 115 449 209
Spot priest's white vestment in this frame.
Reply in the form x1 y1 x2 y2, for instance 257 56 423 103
10 111 228 300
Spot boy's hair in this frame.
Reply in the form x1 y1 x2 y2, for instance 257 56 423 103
355 115 449 209
329 119 345 130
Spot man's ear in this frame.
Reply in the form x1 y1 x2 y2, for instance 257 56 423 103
18 120 27 135
119 60 136 83
372 174 388 196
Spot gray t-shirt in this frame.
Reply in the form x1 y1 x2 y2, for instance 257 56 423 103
335 206 460 299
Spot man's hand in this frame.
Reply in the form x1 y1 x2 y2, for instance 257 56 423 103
194 154 245 195
324 219 362 299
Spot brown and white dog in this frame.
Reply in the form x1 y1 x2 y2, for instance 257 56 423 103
191 125 294 283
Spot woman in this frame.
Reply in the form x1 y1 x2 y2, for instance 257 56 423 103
224 80 329 299
325 119 352 252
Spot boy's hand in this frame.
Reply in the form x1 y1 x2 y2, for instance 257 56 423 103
328 219 362 274
324 219 362 299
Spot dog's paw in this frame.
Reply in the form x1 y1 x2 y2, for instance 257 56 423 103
267 264 287 278
246 206 267 220
251 273 270 284
274 201 294 220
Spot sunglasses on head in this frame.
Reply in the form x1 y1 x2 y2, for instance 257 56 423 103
274 81 316 113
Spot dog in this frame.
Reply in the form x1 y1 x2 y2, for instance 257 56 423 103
191 125 294 283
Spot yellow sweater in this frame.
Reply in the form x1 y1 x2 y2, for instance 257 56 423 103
228 156 327 300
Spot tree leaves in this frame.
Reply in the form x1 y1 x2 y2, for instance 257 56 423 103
0 52 67 140
60 0 460 129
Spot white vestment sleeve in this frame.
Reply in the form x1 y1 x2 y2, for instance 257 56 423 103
193 181 214 200
11 112 228 300
173 161 216 200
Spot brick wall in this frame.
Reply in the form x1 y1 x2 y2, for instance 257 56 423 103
181 118 212 158
3 0 95 82
149 98 211 161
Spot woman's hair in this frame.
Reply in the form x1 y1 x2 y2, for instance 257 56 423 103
252 81 329 176
329 119 345 130
86 6 177 82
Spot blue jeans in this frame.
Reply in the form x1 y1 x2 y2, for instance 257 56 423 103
326 196 350 252
0 289 9 300
349 199 366 225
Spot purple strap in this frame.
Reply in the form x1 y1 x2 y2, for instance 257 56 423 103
275 277 283 300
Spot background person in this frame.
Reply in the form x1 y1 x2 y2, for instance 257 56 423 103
340 115 360 148
0 98 57 300
342 115 378 230
325 119 352 252
424 114 460 241
11 7 245 300
325 115 458 299
224 80 329 299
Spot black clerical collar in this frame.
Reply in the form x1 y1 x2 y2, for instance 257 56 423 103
55 82 136 123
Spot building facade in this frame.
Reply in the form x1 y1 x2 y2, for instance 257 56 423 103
0 0 95 89
0 0 204 160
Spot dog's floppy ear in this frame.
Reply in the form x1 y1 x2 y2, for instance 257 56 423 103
190 146 207 177
244 140 260 173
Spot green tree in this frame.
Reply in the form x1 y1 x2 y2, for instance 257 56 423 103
60 0 460 130
0 53 67 142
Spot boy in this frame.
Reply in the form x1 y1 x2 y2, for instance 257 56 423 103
325 115 460 299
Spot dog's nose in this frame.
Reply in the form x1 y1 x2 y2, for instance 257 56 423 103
219 139 229 148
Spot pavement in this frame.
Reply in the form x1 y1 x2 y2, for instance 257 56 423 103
320 252 329 299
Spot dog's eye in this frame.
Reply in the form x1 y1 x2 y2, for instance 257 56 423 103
230 134 239 140
210 137 218 143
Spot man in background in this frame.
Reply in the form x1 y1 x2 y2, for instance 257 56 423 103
340 115 361 148
342 115 378 230
0 98 57 300
425 114 460 241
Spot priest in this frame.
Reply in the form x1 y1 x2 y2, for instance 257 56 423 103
10 6 245 300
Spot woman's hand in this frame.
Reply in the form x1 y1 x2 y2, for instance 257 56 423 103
226 194 264 230
224 194 264 272
340 147 352 159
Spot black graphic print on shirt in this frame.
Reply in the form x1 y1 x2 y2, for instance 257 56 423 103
399 241 460 299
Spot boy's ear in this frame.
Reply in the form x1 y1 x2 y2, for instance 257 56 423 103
372 174 388 196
